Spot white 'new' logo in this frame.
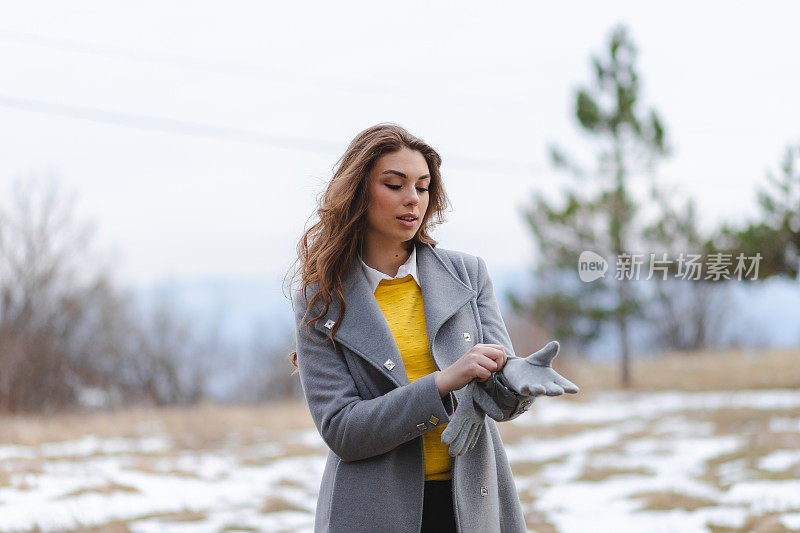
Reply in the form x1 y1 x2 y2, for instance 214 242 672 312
578 251 608 282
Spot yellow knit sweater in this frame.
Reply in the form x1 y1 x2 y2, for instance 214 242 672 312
373 274 453 481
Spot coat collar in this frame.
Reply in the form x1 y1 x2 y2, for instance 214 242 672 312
359 243 420 293
313 242 477 387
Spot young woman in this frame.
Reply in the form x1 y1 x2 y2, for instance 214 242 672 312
288 123 530 532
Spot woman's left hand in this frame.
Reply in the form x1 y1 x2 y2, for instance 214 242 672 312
501 341 579 396
441 381 504 456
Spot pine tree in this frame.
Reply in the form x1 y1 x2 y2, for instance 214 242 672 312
715 144 800 279
515 24 669 387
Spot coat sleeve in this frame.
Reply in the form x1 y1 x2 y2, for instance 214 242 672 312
474 255 531 422
292 289 455 462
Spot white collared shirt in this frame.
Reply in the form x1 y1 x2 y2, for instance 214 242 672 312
360 245 421 294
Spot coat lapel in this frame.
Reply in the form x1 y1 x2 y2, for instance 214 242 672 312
313 242 477 388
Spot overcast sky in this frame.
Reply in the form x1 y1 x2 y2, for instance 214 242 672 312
1 1 798 290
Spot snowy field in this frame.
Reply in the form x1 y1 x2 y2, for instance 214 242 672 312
2 390 800 533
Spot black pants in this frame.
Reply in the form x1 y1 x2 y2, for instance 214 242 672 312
421 479 457 532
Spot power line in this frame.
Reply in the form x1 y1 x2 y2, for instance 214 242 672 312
0 29 531 112
0 94 342 153
0 94 547 176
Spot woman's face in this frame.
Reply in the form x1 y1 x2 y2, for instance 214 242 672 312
365 147 431 249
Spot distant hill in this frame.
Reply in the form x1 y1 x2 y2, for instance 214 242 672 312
132 269 800 358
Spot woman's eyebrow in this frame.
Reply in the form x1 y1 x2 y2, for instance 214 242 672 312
381 169 431 180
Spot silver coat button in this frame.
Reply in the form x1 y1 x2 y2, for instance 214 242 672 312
384 359 395 370
480 487 488 496
463 332 471 342
324 319 335 329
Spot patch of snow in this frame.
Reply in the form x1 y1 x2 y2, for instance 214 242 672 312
531 432 742 532
506 427 621 463
0 445 36 461
38 435 171 457
281 429 326 448
769 417 800 433
547 506 749 533
758 450 800 472
0 450 325 532
4 388 800 532
649 416 714 437
516 389 800 425
723 480 800 513
781 512 800 529
129 508 314 533
716 459 750 486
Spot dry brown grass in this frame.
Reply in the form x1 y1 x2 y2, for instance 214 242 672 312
276 441 325 457
0 349 794 449
702 429 800 490
1 522 132 533
558 348 800 394
523 511 559 533
707 514 800 533
121 463 201 479
274 477 306 489
258 495 307 514
150 510 207 522
0 349 797 533
59 481 140 499
509 458 562 478
629 490 717 511
577 465 656 482
116 509 209 525
0 400 313 447
703 407 800 437
497 421 608 445
754 465 800 482
68 524 131 533
0 510 212 533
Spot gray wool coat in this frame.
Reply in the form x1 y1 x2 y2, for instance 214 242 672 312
292 242 528 533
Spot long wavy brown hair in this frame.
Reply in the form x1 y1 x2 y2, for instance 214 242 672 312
284 123 451 374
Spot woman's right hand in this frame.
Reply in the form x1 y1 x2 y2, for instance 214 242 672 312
435 344 507 396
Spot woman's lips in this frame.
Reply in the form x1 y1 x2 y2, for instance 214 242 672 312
396 217 416 227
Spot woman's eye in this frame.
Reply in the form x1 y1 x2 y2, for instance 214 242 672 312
385 184 428 192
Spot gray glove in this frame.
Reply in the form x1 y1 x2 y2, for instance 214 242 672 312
473 369 537 422
441 381 503 456
501 341 579 396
